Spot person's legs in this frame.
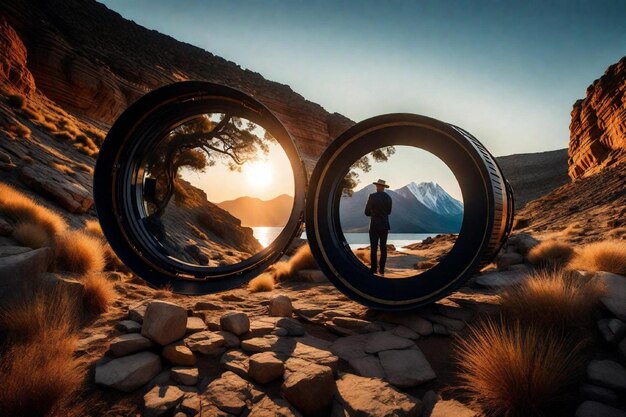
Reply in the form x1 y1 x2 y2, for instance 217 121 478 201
379 229 388 274
369 229 378 273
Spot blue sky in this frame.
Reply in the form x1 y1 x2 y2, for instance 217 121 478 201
100 0 625 157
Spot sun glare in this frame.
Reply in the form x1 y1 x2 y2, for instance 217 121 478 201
245 161 272 187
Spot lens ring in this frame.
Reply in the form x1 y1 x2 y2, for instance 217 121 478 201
306 113 513 310
94 82 307 294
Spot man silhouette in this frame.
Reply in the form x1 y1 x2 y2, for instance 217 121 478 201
364 179 392 275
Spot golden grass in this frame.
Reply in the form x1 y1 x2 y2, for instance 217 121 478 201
527 240 574 269
455 319 587 417
607 227 626 239
569 239 626 275
81 274 116 315
52 162 75 175
248 273 275 292
0 289 85 417
83 219 103 237
12 221 51 249
20 105 43 121
153 283 173 299
500 269 604 331
0 182 68 236
83 219 124 271
272 244 318 281
55 230 106 275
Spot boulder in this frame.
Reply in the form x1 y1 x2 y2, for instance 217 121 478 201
364 331 414 353
170 366 199 386
335 373 422 417
276 317 305 336
248 396 303 417
249 352 285 384
143 384 186 417
162 341 196 366
129 301 149 322
95 351 161 392
282 358 335 416
142 301 188 345
202 371 259 415
186 316 206 333
575 401 626 417
220 349 250 378
109 333 153 357
220 311 250 335
497 252 524 270
219 330 241 348
184 330 226 355
348 356 386 379
269 294 293 317
587 360 626 390
597 272 626 321
0 246 52 304
379 349 436 388
475 270 527 289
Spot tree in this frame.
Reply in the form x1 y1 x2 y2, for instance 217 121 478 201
341 146 396 196
144 113 274 218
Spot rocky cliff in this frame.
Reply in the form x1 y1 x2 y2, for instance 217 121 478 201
0 0 354 171
569 55 626 180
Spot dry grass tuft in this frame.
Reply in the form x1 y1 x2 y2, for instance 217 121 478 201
248 273 275 292
83 219 103 238
0 182 68 236
272 244 318 281
569 239 626 276
527 240 574 269
81 274 116 315
52 162 75 175
12 221 51 249
455 319 587 417
153 283 173 299
500 269 604 331
83 219 124 271
0 288 85 417
55 230 106 275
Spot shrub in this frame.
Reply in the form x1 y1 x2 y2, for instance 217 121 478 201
248 273 275 292
527 240 574 269
83 219 124 270
81 274 115 315
55 230 106 275
499 269 604 331
7 94 25 109
455 319 587 417
272 244 318 281
12 222 51 248
0 289 84 417
569 239 626 276
0 182 68 236
83 219 103 237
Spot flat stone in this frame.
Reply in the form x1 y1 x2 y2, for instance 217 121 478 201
143 384 185 417
170 366 199 386
269 294 293 317
475 270 527 289
422 313 466 331
432 324 449 336
364 331 414 353
392 325 420 340
597 272 626 321
329 334 370 361
141 301 187 345
116 320 142 333
110 333 153 357
379 349 436 388
587 360 626 390
244 318 277 339
378 313 433 336
186 316 206 333
248 396 303 417
249 352 285 384
202 371 255 415
95 351 161 392
580 384 619 404
348 355 386 379
608 318 626 340
276 317 305 336
282 358 335 416
575 401 626 417
184 331 225 355
0 246 52 304
129 301 149 323
335 373 422 417
162 341 196 366
220 349 250 378
332 317 383 333
179 395 201 415
430 399 478 417
194 300 222 311
220 311 250 336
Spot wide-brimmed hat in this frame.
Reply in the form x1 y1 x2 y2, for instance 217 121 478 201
373 179 389 188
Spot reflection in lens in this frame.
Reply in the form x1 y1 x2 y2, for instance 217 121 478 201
339 145 464 278
141 113 294 267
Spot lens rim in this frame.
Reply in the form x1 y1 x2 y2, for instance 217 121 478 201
306 113 513 310
94 81 307 294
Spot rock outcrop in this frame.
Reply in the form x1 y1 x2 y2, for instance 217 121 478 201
0 17 35 95
569 55 626 180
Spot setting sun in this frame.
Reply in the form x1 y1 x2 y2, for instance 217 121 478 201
244 161 272 187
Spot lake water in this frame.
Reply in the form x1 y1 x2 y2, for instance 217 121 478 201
251 226 436 250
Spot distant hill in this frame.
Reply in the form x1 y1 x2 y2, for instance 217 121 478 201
495 149 569 209
217 194 294 227
340 182 464 233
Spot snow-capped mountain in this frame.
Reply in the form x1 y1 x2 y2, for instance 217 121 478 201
398 182 463 216
339 182 464 233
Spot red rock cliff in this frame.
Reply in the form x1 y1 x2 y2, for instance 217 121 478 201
569 56 626 180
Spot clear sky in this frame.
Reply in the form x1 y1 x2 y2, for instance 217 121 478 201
100 0 625 158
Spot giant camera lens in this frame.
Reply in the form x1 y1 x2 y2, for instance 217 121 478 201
306 114 514 310
94 82 306 294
